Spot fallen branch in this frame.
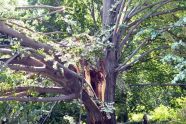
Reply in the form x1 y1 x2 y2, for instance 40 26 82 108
16 5 65 11
1 86 67 96
0 94 77 102
8 64 46 72
0 48 12 54
0 21 53 53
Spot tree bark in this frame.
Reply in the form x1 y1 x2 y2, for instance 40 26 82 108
103 49 118 124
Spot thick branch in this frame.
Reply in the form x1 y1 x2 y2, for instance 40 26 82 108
150 7 186 17
57 62 83 80
0 48 12 54
82 90 102 121
0 56 45 67
129 83 186 87
113 0 126 37
8 64 46 72
128 7 185 29
121 40 147 66
0 22 53 53
16 5 65 11
128 0 171 19
118 27 169 69
8 92 28 97
1 86 67 96
7 21 35 33
0 94 77 102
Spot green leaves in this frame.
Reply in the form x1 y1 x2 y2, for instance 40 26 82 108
162 39 186 83
174 17 186 26
100 102 115 119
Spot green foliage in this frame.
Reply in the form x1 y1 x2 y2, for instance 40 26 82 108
0 0 16 19
161 20 186 83
100 102 115 119
129 98 186 123
150 104 176 121
130 113 144 122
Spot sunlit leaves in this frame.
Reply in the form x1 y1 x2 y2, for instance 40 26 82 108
0 0 16 18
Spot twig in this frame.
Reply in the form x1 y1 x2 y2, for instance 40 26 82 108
0 53 20 71
41 101 58 124
28 8 65 21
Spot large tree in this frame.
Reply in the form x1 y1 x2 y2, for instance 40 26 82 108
0 0 185 123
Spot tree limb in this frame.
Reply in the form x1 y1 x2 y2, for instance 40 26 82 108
118 27 169 69
113 0 126 40
4 92 28 97
129 83 186 87
0 48 12 54
128 6 185 29
1 86 67 96
16 5 65 11
119 0 172 51
0 21 53 53
128 0 171 19
0 56 45 67
8 64 46 72
7 21 35 33
150 7 186 17
0 94 77 102
120 40 148 66
116 46 167 72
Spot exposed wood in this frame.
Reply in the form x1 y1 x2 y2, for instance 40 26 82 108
90 69 106 101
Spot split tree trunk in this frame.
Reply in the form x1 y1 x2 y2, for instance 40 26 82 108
84 49 118 124
84 0 118 123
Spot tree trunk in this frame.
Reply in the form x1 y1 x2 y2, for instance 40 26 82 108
103 49 118 124
82 0 118 123
86 110 116 124
82 53 118 124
